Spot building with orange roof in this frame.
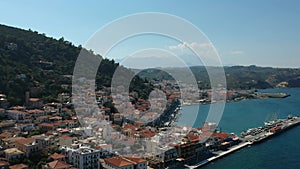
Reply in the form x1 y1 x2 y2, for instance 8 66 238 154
9 163 28 169
43 160 73 169
6 109 27 122
2 137 25 149
211 132 229 141
104 156 147 169
26 109 46 118
174 139 212 165
10 106 26 111
16 137 38 157
139 130 156 139
123 156 147 168
31 134 53 151
0 131 12 139
49 153 66 161
0 159 9 169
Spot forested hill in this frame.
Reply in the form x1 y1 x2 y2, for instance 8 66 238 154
0 24 151 105
136 65 300 90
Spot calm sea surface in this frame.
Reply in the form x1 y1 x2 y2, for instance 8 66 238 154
177 88 300 169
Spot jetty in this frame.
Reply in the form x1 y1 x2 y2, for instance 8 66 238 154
186 115 300 169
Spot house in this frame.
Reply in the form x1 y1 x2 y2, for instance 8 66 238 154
36 115 50 123
26 109 46 118
18 123 35 131
63 120 78 128
122 156 147 169
95 144 113 158
6 110 27 122
104 156 147 169
43 160 75 169
61 145 101 169
0 159 9 169
104 157 134 169
58 136 77 147
4 148 24 161
9 163 29 169
32 134 53 150
174 139 211 165
0 121 15 130
9 164 29 169
0 132 13 140
10 106 26 111
1 137 25 149
156 147 180 169
16 138 39 157
49 153 66 161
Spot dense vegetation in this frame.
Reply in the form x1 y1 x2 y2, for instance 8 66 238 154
0 24 151 105
1 23 299 106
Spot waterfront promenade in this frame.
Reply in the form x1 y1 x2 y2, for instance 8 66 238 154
186 116 300 169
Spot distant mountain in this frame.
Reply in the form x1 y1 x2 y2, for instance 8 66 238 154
135 65 300 89
0 24 151 105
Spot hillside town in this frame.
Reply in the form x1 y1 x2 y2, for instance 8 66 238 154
0 79 244 169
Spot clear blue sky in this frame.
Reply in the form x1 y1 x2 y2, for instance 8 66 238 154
1 0 300 67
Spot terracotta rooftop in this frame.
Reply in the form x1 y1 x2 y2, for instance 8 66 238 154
39 123 55 128
187 133 201 142
139 130 156 138
50 153 66 160
57 129 69 133
211 132 229 140
26 109 44 114
0 131 12 138
60 135 74 140
16 137 35 145
29 98 40 102
96 144 112 149
104 157 134 167
123 156 147 163
123 124 136 130
0 160 9 167
9 163 28 169
3 137 25 142
47 160 70 169
10 106 26 110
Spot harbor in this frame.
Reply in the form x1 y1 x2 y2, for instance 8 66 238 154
186 115 300 169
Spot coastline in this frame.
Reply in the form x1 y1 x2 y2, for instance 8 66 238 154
181 88 292 107
186 115 300 169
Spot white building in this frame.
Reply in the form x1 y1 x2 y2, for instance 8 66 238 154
61 144 101 169
6 110 26 121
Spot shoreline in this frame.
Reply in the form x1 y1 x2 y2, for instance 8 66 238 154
181 90 292 107
186 116 300 169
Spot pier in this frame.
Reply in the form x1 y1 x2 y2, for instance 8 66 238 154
186 116 300 169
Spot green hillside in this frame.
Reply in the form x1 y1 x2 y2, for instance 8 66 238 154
136 65 300 90
0 24 151 105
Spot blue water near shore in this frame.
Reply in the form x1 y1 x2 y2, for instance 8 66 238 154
177 88 300 169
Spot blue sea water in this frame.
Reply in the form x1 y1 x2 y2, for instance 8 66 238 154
177 88 300 169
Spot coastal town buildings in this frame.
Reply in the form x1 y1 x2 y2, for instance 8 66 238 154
61 145 101 169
